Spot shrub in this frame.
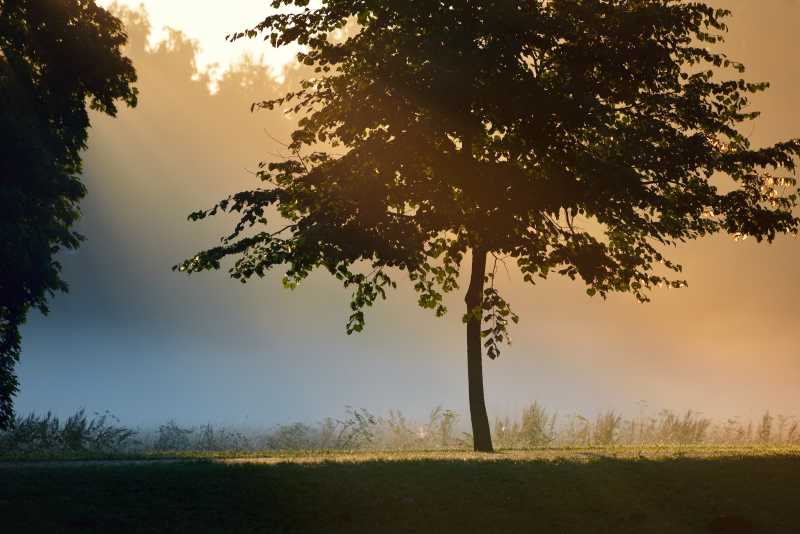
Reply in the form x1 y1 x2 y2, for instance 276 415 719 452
593 411 622 446
196 424 250 452
0 409 135 453
155 420 193 451
757 412 773 444
652 411 711 444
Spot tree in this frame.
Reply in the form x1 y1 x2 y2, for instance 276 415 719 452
0 0 137 428
179 0 799 452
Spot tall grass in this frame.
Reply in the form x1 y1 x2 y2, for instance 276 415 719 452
0 409 135 453
2 404 798 454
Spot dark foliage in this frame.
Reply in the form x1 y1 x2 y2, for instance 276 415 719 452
0 0 138 428
0 409 136 452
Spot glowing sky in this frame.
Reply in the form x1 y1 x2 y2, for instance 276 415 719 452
98 0 301 82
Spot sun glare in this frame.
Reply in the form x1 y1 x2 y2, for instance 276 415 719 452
97 0 301 84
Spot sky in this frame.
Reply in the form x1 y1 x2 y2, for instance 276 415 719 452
16 1 800 428
98 0 303 85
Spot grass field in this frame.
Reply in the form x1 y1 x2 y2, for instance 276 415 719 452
3 447 799 533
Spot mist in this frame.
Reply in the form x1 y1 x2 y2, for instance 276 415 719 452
17 2 800 428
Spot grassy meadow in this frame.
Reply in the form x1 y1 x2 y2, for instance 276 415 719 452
4 407 800 533
4 447 800 533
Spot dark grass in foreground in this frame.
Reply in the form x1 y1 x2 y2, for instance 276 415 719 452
4 449 800 534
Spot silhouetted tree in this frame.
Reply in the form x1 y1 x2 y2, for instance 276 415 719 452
179 1 799 451
0 0 137 428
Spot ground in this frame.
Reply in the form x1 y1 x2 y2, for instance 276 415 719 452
3 447 799 533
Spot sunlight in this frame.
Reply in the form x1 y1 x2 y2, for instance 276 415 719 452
97 0 302 85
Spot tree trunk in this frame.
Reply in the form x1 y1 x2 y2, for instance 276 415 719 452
465 247 494 452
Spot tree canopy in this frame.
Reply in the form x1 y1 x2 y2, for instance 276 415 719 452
0 0 138 428
180 0 799 451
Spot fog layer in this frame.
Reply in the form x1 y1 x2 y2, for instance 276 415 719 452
18 2 800 426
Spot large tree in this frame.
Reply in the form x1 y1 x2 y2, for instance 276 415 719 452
179 0 799 451
0 0 137 428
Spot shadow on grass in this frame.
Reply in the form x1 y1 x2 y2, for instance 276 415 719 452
2 454 797 533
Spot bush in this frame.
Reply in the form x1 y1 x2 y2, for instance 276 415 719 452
0 409 135 453
263 422 317 450
593 411 622 446
654 411 711 444
493 403 556 448
155 420 193 451
197 424 250 452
